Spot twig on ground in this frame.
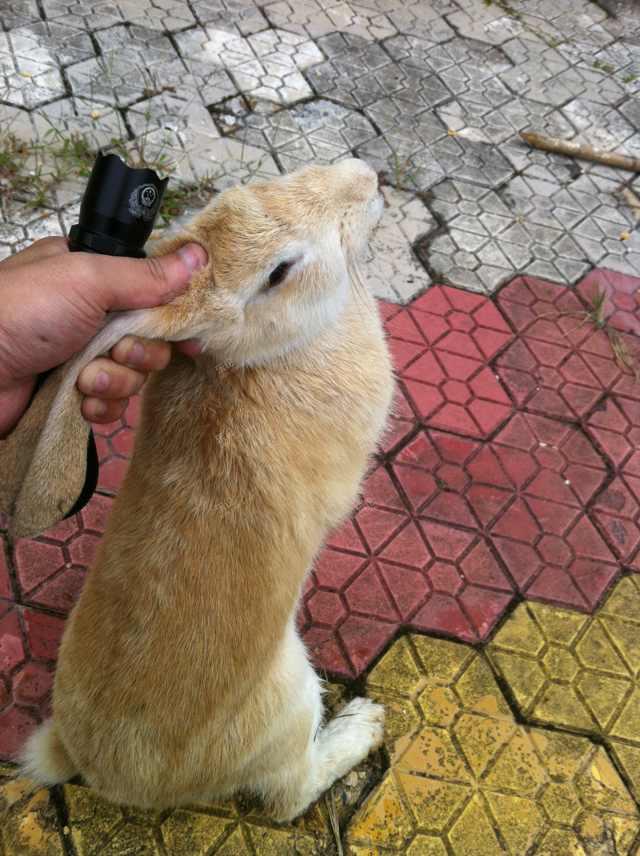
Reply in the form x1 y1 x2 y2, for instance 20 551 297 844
620 187 640 224
520 131 640 172
325 789 344 856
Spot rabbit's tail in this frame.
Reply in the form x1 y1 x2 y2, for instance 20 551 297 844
19 719 77 786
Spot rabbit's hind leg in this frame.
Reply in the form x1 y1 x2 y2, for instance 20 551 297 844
252 673 385 821
278 696 385 821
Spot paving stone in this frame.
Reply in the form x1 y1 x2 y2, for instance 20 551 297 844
499 41 625 109
0 605 63 759
350 36 517 193
67 25 184 108
587 37 640 96
0 0 41 30
190 0 267 36
445 3 534 47
578 268 640 337
116 0 197 32
387 286 514 436
41 0 125 31
262 0 397 42
496 276 634 420
0 30 66 109
356 102 449 193
355 0 456 43
94 396 140 496
13 494 112 614
350 634 639 854
364 186 434 303
0 724 351 853
226 98 378 171
0 765 65 855
488 575 640 803
392 409 618 611
562 97 640 159
7 20 95 69
175 25 322 106
0 198 66 259
422 165 640 293
305 32 406 109
127 91 222 172
187 136 281 190
385 33 512 106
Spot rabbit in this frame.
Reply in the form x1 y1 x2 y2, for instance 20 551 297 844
18 157 394 821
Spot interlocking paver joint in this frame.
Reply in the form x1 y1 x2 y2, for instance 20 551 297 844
4 0 640 852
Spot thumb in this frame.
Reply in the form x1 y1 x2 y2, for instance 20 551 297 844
85 243 209 312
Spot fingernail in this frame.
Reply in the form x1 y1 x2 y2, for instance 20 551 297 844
91 400 107 417
93 371 110 393
178 243 208 274
127 341 145 366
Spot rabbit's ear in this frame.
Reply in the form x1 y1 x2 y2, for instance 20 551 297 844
0 307 163 538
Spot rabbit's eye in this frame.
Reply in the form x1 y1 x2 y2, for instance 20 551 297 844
267 260 293 289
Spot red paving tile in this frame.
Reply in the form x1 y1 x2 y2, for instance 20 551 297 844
0 603 62 759
94 396 140 494
384 287 514 438
4 273 640 728
496 276 628 421
13 494 112 614
390 415 616 611
578 268 640 337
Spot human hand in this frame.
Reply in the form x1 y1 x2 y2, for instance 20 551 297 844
0 236 208 438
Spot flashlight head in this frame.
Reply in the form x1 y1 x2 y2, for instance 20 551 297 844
68 152 168 258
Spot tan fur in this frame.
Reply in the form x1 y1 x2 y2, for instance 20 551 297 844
19 159 394 817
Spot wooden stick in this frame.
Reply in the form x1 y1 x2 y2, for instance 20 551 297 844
621 188 640 223
520 131 640 173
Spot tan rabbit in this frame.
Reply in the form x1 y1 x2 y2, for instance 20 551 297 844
18 158 394 821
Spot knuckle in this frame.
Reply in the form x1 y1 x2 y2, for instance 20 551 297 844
144 255 167 286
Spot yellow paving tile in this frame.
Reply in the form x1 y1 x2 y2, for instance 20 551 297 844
1 764 334 855
488 575 640 800
0 764 65 856
346 634 640 855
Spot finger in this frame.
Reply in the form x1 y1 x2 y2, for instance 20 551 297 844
67 242 209 312
77 358 146 400
0 237 68 272
110 336 172 372
174 339 203 359
81 397 127 424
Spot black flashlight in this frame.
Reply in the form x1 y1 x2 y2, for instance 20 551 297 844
58 152 168 516
68 152 168 257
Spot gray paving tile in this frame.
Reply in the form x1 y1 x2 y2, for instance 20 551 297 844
305 32 401 109
226 98 378 171
41 0 125 31
190 0 267 36
8 21 95 69
175 24 322 105
68 25 183 107
365 185 434 302
262 0 397 42
2 0 640 299
418 160 640 293
116 0 197 32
